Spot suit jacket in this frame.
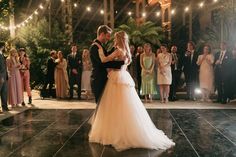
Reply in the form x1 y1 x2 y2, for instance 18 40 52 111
136 53 142 78
90 39 124 85
214 50 232 80
67 52 82 77
0 53 7 82
46 57 57 81
170 52 180 72
179 50 199 81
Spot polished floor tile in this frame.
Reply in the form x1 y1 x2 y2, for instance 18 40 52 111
0 109 235 157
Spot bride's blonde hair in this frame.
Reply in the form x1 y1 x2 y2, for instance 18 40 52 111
114 31 132 64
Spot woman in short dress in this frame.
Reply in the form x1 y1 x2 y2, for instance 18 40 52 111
157 44 172 103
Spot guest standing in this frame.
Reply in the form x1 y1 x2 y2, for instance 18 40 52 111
0 42 9 112
6 48 23 107
179 41 199 100
136 46 144 96
43 50 57 97
197 45 214 102
169 45 180 101
157 44 172 103
55 51 69 99
67 44 82 100
19 48 32 105
214 42 232 104
140 43 156 102
230 48 236 99
128 45 137 86
81 49 92 99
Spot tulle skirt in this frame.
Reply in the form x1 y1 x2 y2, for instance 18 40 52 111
89 70 175 151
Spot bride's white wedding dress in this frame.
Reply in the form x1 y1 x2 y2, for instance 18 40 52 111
89 54 175 151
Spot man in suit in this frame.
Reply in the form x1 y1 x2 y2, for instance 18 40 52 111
179 41 199 100
90 25 125 104
0 41 9 112
43 50 57 97
67 44 83 100
136 46 144 97
214 42 232 104
169 45 180 101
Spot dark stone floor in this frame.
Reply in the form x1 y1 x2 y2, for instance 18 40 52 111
0 109 235 157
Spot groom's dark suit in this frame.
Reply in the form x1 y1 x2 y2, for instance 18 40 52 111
90 39 124 104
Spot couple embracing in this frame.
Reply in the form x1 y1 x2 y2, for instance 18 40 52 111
89 25 175 151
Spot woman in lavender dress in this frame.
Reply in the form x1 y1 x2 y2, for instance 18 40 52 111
6 48 23 107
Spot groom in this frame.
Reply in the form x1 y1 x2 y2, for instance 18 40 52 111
90 25 124 104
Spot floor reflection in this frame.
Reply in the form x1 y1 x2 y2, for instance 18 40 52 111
0 109 235 157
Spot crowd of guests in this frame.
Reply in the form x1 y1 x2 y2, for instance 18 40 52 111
43 40 236 105
43 44 92 100
1 40 235 113
0 42 32 112
129 41 236 104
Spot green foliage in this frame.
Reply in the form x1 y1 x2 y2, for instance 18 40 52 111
12 18 69 88
113 18 164 48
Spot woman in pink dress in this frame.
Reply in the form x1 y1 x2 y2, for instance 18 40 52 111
19 48 32 105
6 48 23 107
197 44 214 102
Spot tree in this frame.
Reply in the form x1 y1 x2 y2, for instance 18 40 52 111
0 0 10 41
113 18 164 48
12 18 69 88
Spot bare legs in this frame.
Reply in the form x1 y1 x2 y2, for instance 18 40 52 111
145 94 153 103
159 84 170 103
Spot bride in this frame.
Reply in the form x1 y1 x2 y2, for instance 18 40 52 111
89 31 175 151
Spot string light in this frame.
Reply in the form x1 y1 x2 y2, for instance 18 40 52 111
199 2 204 8
39 4 44 9
0 2 46 31
142 12 146 17
0 0 220 31
171 9 176 15
185 6 189 12
86 6 91 12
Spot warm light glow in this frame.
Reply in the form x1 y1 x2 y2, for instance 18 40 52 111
185 7 189 12
128 11 132 16
156 11 160 17
100 10 104 14
195 88 202 95
39 4 44 9
213 0 218 2
74 3 77 7
34 10 38 15
171 9 175 15
86 7 91 12
29 16 33 19
142 12 146 17
199 2 204 8
61 0 65 2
